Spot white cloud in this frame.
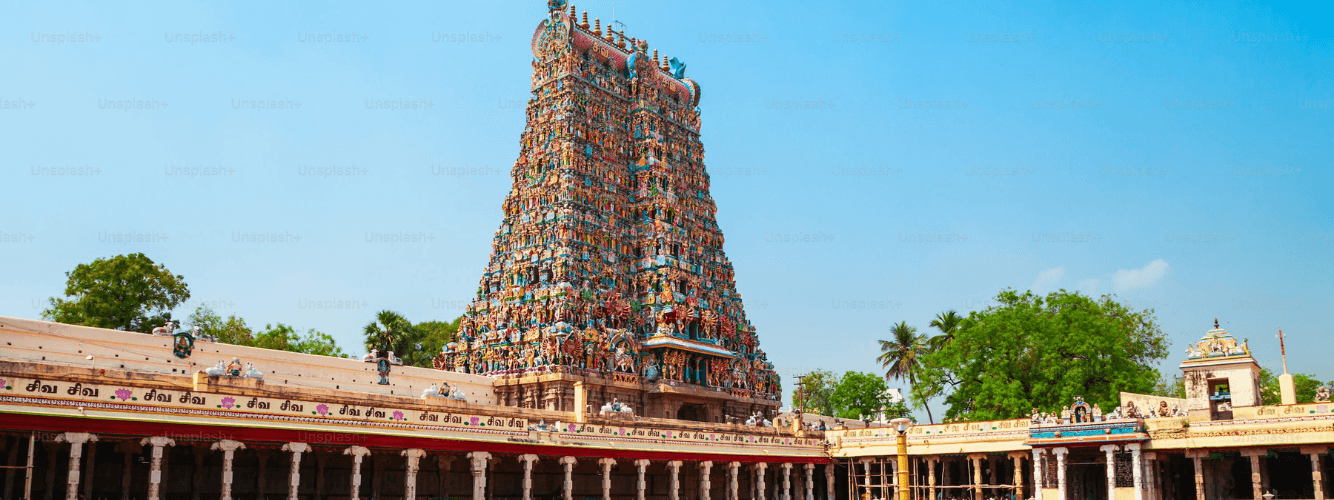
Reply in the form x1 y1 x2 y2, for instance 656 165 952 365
1113 259 1170 291
1032 266 1066 292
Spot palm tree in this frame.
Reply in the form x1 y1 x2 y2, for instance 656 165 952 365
927 310 963 352
877 321 933 423
363 310 418 362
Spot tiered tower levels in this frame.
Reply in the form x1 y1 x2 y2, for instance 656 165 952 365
433 2 780 422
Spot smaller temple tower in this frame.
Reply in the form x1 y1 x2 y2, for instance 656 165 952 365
1180 319 1261 420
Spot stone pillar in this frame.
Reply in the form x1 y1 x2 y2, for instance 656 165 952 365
54 433 96 500
1303 447 1327 500
560 456 577 500
212 440 246 500
403 449 427 500
521 455 539 500
1010 453 1025 500
730 462 742 500
860 459 873 500
344 446 371 500
825 463 835 500
756 463 768 500
1241 449 1267 500
1031 450 1044 495
928 457 938 500
281 443 310 500
82 436 97 500
1144 452 1159 500
467 452 492 500
669 461 683 500
805 464 815 500
600 458 617 500
970 455 984 500
702 461 714 500
1188 452 1206 500
1053 448 1068 500
1099 446 1118 500
140 437 176 500
1126 444 1143 500
637 460 652 500
780 463 792 500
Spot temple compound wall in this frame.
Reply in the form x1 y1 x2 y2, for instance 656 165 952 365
0 316 826 500
4 319 1334 500
823 324 1334 500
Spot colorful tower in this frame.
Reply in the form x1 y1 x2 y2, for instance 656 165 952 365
433 1 780 422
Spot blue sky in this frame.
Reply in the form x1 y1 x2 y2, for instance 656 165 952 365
2 0 1331 419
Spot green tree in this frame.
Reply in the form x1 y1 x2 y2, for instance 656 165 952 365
414 317 462 368
1258 368 1327 405
829 371 907 420
877 321 933 423
1153 374 1186 399
363 310 422 362
187 305 255 346
43 253 190 333
791 369 839 416
251 323 345 357
915 289 1169 422
292 330 346 358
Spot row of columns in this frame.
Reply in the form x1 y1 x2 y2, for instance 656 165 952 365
1185 447 1328 500
896 453 1029 500
29 433 827 500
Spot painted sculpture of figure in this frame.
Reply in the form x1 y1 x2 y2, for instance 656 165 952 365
1092 404 1103 422
151 321 177 337
226 357 243 377
205 361 227 377
376 359 391 385
423 383 444 399
362 349 378 363
1316 386 1331 403
1030 408 1042 424
1158 401 1171 418
243 363 263 380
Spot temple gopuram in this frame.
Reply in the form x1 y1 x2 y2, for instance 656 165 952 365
2 2 1332 500
432 0 780 423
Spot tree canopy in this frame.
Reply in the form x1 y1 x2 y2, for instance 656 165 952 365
791 369 838 416
829 371 910 421
915 289 1169 421
43 253 190 333
188 306 345 358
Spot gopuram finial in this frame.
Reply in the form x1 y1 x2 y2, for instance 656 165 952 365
1214 318 1219 329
